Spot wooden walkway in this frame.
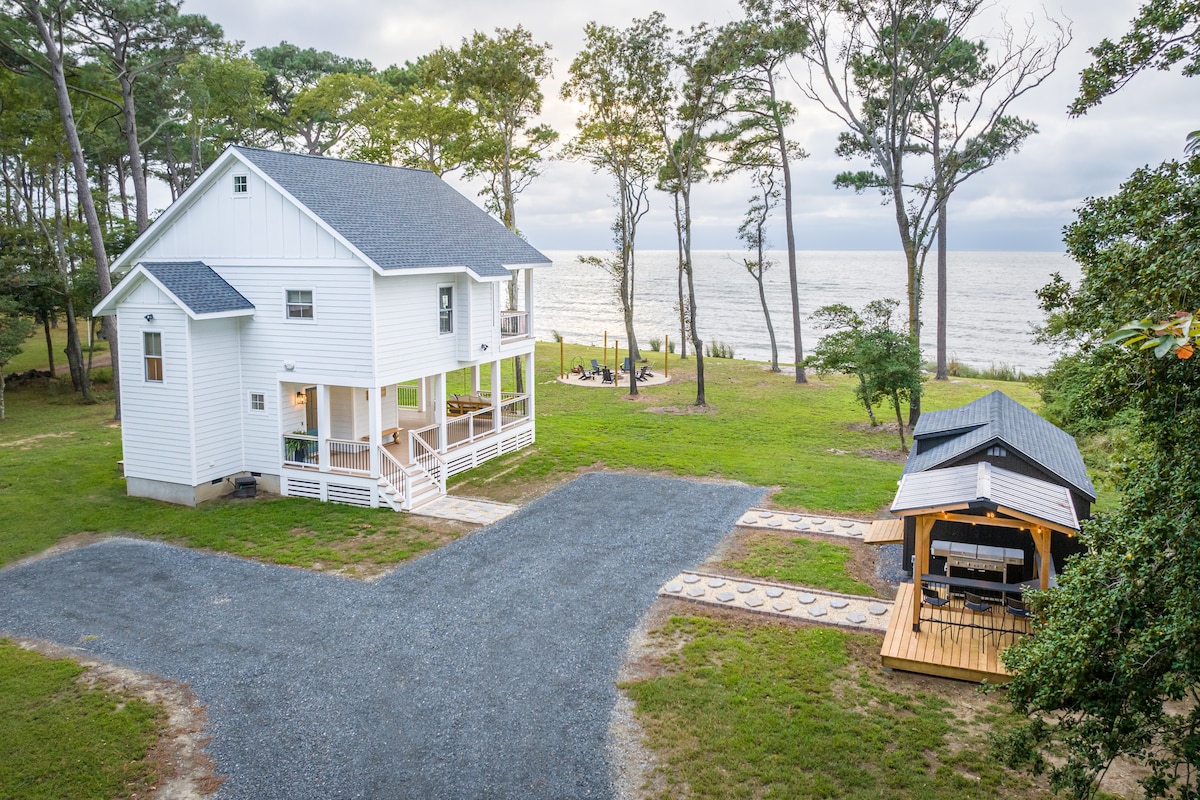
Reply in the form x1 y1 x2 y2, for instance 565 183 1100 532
880 583 1028 683
864 519 904 544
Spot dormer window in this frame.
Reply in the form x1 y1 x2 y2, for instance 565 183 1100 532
987 445 1007 457
232 174 248 195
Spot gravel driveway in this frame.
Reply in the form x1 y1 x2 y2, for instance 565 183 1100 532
0 472 761 799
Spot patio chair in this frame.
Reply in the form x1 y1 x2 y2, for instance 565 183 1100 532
1003 596 1031 643
957 591 995 647
590 359 603 375
622 356 633 373
636 365 653 381
578 364 595 380
920 584 952 644
601 367 615 384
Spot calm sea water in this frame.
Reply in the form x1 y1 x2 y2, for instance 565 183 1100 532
535 250 1082 375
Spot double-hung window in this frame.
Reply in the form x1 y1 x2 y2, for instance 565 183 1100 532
438 285 454 334
144 332 163 382
286 290 314 320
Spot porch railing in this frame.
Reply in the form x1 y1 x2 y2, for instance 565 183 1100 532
498 395 529 428
395 382 419 409
283 433 319 467
500 310 528 338
409 426 446 493
328 438 370 474
379 447 408 506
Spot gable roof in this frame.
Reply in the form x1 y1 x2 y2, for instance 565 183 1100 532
903 390 1096 501
232 147 550 279
93 261 255 320
891 461 1080 532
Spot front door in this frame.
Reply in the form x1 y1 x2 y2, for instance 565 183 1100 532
305 387 318 435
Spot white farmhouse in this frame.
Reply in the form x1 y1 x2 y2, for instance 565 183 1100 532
94 146 550 510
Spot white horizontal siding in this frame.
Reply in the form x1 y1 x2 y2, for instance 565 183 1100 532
189 317 244 482
139 162 356 263
473 281 498 353
116 303 194 485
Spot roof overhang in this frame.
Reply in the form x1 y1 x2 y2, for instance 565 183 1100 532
92 264 255 321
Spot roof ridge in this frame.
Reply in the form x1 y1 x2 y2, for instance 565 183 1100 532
231 145 435 177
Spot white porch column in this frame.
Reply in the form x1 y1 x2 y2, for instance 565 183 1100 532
471 365 481 396
367 385 381 476
436 372 447 452
524 267 534 336
491 357 502 434
317 383 332 472
525 351 535 425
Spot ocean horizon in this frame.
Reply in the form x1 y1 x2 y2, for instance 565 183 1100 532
535 250 1082 375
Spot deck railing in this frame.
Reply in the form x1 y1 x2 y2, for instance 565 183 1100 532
500 310 528 338
395 382 419 409
498 395 529 428
328 438 370 473
408 426 446 493
282 433 319 467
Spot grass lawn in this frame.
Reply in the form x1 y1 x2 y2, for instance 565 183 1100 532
453 342 1040 512
725 534 877 596
623 612 1056 800
0 640 164 800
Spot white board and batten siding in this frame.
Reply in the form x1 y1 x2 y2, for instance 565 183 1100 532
138 161 358 265
116 284 193 485
188 317 245 483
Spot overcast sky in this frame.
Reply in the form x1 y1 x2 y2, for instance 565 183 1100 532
183 0 1200 252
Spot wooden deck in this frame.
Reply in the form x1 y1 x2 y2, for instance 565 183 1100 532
880 583 1029 683
864 519 904 544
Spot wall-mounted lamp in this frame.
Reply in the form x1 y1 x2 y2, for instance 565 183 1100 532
295 391 306 405
144 313 154 322
480 343 489 351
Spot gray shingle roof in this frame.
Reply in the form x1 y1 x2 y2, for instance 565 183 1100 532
142 262 254 316
233 147 550 279
903 390 1096 500
892 461 1080 531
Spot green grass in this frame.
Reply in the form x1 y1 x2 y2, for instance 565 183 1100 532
728 536 876 596
622 615 1052 800
0 641 164 800
0 384 461 571
454 342 1041 512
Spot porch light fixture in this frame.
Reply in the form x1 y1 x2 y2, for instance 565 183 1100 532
144 313 154 322
295 391 306 405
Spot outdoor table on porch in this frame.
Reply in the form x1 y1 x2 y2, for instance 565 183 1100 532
920 573 1028 637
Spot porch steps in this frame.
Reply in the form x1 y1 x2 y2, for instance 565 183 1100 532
376 462 443 513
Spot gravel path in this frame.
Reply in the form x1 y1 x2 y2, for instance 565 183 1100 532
0 473 761 800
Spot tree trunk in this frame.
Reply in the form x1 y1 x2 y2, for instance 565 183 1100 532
754 273 780 372
773 79 805 384
118 74 149 233
116 158 130 221
857 373 877 425
42 314 54 376
0 369 6 420
27 2 119 417
672 189 687 359
935 201 948 380
892 391 907 452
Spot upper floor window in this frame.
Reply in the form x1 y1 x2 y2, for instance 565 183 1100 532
286 290 314 320
144 332 163 382
438 285 453 334
232 174 248 195
986 445 1008 457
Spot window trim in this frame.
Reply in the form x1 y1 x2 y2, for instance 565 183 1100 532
248 391 266 413
284 289 315 321
438 284 454 335
232 173 249 197
143 331 163 383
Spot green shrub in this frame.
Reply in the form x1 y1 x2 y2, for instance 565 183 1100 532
649 337 662 352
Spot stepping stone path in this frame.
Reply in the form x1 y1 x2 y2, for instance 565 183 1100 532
736 509 870 538
659 571 893 632
412 495 520 525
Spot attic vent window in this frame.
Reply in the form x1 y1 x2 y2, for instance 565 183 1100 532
987 445 1008 457
232 175 248 194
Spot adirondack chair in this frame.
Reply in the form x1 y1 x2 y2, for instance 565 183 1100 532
601 367 615 384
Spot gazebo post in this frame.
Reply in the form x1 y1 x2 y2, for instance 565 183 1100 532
912 515 934 632
1034 527 1052 590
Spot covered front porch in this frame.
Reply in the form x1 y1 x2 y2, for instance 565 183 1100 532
277 353 534 510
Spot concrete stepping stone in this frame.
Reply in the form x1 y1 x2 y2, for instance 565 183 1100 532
767 520 783 527
820 524 835 532
686 587 705 597
847 613 867 624
840 521 856 528
765 587 784 598
868 603 889 616
829 598 849 609
716 591 735 603
758 511 774 518
797 523 810 531
787 515 802 522
736 583 755 594
745 596 764 608
797 593 816 604
683 575 700 584
665 583 682 594
811 518 826 524
707 578 725 588
808 605 828 617
772 600 793 612
740 516 757 525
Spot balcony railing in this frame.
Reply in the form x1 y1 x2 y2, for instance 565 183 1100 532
500 310 528 339
283 433 319 467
